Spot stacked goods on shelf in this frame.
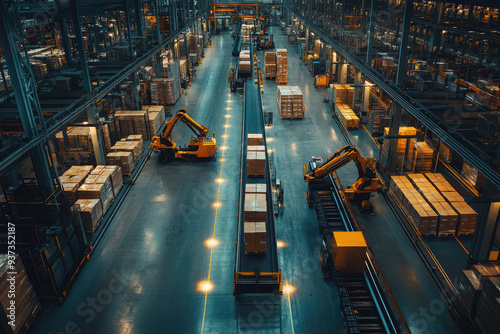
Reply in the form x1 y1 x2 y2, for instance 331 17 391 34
477 112 499 141
75 198 103 234
142 105 164 136
55 125 112 165
150 78 180 106
91 165 124 197
79 171 115 214
424 173 477 235
179 60 187 80
277 86 293 119
189 53 198 67
438 142 460 165
59 165 94 203
110 140 143 165
107 151 135 176
31 60 48 79
0 254 41 333
407 173 458 236
179 38 189 57
335 104 359 129
409 141 434 172
368 105 390 135
276 49 288 84
291 86 305 119
243 184 267 253
110 110 150 139
382 126 417 170
472 264 500 333
265 52 276 78
247 148 266 177
389 175 438 235
49 76 72 92
457 269 482 316
461 160 487 193
331 231 367 273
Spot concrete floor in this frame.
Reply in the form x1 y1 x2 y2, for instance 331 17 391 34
29 27 469 334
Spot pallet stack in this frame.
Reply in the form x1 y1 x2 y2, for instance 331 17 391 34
142 105 165 136
335 104 359 129
75 198 103 234
265 52 276 79
59 165 94 203
79 171 115 214
276 49 288 85
239 50 251 73
107 151 135 176
150 78 181 106
470 264 500 333
111 110 150 139
457 269 482 317
389 175 438 235
277 86 293 119
179 60 187 80
247 150 266 177
110 140 143 166
0 254 41 334
243 183 267 254
425 173 477 235
407 173 458 236
291 86 304 119
410 141 435 172
461 160 487 193
368 106 390 135
438 142 460 165
91 165 124 197
332 84 354 106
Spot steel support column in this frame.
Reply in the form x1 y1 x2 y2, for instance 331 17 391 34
58 18 72 63
396 0 412 87
366 0 377 65
123 0 135 59
135 0 144 36
471 182 500 262
428 2 443 64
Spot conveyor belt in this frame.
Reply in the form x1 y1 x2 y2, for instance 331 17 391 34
232 23 242 57
313 175 407 333
234 36 281 294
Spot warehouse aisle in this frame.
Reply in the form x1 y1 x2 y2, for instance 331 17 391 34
30 31 242 333
264 27 462 334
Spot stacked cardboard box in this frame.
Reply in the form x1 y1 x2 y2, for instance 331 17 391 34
244 190 267 254
277 86 293 119
59 165 94 203
368 106 390 135
473 265 500 334
389 175 438 235
242 25 253 40
75 198 103 233
49 76 72 92
248 134 263 146
179 60 187 80
247 150 266 177
438 142 459 165
111 110 150 139
244 222 267 254
265 52 276 78
276 49 288 84
246 183 267 194
31 60 48 79
79 173 114 214
239 61 251 73
110 140 143 165
55 126 92 152
150 78 180 106
167 60 182 93
0 254 41 333
425 173 477 235
461 160 487 193
91 165 124 197
332 84 354 106
141 105 163 136
407 173 458 236
335 104 359 129
382 126 417 170
107 151 135 176
291 86 304 119
189 53 198 67
409 142 434 172
331 231 367 273
457 270 482 316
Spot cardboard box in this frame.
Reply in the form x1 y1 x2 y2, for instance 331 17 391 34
245 183 267 194
247 151 266 177
247 145 265 152
255 222 267 253
248 134 263 146
244 193 267 222
62 183 79 203
331 231 367 273
244 222 256 253
107 151 135 175
76 198 103 234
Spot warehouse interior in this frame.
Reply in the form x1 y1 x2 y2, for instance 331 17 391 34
0 0 499 333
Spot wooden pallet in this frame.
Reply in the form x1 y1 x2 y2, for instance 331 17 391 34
276 80 288 85
457 232 474 236
437 233 455 238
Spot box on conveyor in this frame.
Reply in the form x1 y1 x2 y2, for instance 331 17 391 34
107 151 135 176
247 151 266 177
75 198 103 234
245 183 267 194
244 222 256 253
244 193 267 222
239 60 251 73
244 222 267 254
78 179 114 214
248 145 265 152
331 231 367 273
247 134 263 146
